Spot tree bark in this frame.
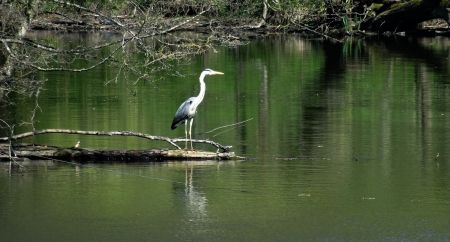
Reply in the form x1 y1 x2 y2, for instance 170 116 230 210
0 143 238 162
0 129 238 162
360 0 450 31
250 0 268 28
1 0 39 78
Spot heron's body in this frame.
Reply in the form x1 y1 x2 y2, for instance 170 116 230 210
171 97 196 129
171 68 224 149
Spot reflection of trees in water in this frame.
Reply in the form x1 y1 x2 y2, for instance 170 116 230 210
293 37 450 162
416 63 433 164
299 40 348 157
257 62 269 158
234 54 249 155
380 59 393 172
377 38 449 78
415 63 450 199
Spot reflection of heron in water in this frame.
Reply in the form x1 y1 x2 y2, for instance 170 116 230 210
184 164 208 221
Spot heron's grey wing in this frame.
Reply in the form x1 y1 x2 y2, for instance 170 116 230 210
171 97 195 129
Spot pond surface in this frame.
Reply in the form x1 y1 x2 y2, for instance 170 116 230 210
1 34 450 241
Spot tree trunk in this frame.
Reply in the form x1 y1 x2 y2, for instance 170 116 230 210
0 144 238 162
360 0 450 32
0 0 39 79
0 129 238 162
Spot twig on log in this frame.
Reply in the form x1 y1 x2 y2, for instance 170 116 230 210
0 129 232 151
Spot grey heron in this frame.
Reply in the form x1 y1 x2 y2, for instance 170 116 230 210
171 68 224 150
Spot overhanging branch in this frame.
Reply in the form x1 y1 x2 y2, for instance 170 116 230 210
51 0 125 27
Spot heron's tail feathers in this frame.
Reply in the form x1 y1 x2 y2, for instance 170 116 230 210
171 122 179 130
171 118 183 130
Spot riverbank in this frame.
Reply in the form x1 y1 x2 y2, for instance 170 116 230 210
30 12 450 42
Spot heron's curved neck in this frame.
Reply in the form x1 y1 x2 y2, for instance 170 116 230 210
196 72 207 104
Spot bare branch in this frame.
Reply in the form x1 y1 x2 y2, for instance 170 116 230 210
158 9 209 35
0 129 178 149
249 0 268 29
1 38 116 54
18 87 42 131
1 40 15 57
0 119 16 161
51 0 124 27
27 42 123 72
291 21 343 43
204 118 254 134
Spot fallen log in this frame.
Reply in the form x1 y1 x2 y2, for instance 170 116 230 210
0 129 232 151
0 143 238 162
360 0 450 32
0 129 239 162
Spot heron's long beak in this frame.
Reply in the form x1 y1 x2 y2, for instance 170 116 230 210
212 71 224 75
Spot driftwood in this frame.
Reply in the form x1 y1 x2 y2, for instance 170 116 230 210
0 129 231 151
0 143 237 162
0 129 238 162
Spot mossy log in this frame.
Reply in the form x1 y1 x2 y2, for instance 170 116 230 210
360 0 450 31
0 143 238 162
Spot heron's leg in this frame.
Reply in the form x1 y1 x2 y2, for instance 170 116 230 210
189 118 194 150
184 121 188 150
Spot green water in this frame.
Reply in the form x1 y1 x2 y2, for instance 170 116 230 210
1 34 450 241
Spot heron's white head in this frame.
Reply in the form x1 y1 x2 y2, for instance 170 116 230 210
202 68 224 76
